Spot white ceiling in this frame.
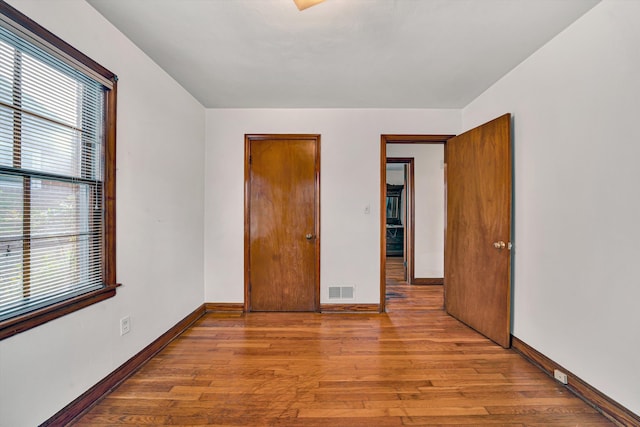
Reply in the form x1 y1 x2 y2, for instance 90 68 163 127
86 0 600 108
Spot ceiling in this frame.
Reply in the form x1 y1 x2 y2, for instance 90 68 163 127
86 0 600 108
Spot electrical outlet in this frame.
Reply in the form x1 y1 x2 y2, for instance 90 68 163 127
554 369 568 384
120 316 131 336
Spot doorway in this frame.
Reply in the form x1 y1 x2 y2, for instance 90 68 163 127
244 134 320 312
380 115 513 348
380 135 450 312
385 158 413 283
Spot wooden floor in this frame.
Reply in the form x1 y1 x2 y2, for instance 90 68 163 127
74 259 613 426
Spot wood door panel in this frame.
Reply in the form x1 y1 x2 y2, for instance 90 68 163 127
248 136 318 311
445 114 512 348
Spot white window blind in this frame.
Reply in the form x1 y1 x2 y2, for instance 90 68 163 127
0 24 107 321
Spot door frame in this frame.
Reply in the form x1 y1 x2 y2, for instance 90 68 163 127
380 134 453 312
385 158 414 282
244 134 321 312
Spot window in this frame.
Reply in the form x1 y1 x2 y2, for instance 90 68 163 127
0 2 117 339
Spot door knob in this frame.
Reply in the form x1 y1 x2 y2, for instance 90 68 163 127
305 234 314 240
493 241 506 249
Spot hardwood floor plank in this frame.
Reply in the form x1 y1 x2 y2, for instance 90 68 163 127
485 404 600 415
362 396 592 409
400 413 613 425
72 268 614 426
390 407 490 417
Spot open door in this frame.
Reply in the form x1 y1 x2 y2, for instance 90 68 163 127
445 114 512 348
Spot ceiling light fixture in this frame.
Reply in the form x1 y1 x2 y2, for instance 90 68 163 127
293 0 326 11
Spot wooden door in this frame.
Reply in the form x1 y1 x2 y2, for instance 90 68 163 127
245 135 320 312
445 114 512 348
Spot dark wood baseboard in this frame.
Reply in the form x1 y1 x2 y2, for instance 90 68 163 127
320 304 380 313
205 302 245 312
42 304 206 426
512 336 640 427
412 277 443 285
207 303 382 314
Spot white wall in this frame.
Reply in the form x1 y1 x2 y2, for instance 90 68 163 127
204 109 460 304
463 0 640 415
387 144 444 278
386 167 405 187
0 1 205 426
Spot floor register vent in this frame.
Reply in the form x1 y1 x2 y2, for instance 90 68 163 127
328 286 355 300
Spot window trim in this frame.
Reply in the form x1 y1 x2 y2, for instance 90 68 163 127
0 1 119 340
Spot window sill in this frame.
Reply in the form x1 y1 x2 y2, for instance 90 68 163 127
0 283 121 341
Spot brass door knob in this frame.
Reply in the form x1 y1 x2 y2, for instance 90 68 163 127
305 234 314 240
493 241 506 249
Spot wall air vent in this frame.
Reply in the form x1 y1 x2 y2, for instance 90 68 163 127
328 286 355 300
